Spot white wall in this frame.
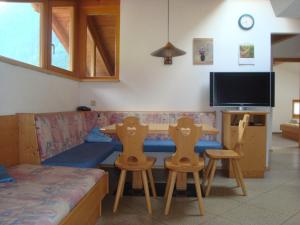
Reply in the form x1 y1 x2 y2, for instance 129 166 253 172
79 0 300 111
272 62 300 132
0 61 79 115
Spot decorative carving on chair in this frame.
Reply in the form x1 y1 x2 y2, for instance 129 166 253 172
169 117 203 165
180 127 191 136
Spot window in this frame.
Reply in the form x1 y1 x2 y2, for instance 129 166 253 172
0 2 41 66
0 0 120 81
50 6 74 71
293 100 300 118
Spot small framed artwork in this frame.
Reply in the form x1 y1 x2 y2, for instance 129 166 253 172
193 38 213 65
239 43 255 65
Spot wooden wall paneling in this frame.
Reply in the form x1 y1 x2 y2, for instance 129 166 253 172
87 16 113 76
18 114 41 165
0 115 19 167
79 0 120 8
78 1 120 80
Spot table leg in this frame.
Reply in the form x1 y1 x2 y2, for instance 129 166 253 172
176 172 187 190
132 171 143 189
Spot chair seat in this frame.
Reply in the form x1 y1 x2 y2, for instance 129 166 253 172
165 157 205 172
205 149 241 159
115 156 156 171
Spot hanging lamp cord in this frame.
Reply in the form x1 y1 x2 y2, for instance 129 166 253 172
167 0 170 42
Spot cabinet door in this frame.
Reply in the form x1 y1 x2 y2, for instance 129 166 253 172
228 126 266 177
241 126 266 173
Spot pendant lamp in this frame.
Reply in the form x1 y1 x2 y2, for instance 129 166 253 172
151 0 186 65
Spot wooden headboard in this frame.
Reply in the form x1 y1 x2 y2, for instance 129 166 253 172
0 115 19 167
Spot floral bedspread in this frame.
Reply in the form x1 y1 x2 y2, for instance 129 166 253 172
0 164 105 225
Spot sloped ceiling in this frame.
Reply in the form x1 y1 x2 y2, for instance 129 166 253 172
270 0 300 18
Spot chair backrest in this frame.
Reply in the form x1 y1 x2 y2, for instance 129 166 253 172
234 114 250 155
116 116 148 165
169 117 203 165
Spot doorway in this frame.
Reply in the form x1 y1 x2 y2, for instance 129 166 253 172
271 33 300 149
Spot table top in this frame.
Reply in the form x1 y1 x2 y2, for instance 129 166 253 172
101 123 219 135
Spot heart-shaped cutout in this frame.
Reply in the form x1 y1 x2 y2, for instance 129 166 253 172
180 127 191 136
127 126 137 135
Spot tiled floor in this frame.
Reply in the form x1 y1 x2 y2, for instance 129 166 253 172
97 134 300 225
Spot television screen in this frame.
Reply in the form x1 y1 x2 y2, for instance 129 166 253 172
210 72 275 107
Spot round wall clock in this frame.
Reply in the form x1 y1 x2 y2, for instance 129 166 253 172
238 14 254 30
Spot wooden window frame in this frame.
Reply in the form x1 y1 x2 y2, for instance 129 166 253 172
47 1 77 76
0 0 120 82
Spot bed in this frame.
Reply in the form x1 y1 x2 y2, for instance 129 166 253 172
0 164 108 225
0 114 109 225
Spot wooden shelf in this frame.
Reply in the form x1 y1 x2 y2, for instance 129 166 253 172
222 111 267 178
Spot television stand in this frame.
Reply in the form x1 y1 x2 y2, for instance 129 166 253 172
222 111 267 178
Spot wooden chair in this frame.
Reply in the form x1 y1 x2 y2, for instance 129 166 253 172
164 117 205 216
113 117 157 214
204 114 250 197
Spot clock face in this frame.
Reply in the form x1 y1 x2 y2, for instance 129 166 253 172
238 14 254 30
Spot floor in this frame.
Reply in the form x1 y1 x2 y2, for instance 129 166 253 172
96 134 300 225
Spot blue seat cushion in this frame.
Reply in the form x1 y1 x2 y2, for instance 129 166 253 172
112 139 222 154
195 140 223 153
85 128 112 143
144 139 176 152
0 165 15 183
42 142 115 168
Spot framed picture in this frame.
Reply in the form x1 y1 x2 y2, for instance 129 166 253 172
239 43 255 65
193 38 213 65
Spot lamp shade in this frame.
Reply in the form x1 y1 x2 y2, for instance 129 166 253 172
151 42 186 57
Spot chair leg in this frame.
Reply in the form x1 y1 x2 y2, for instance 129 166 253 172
230 159 240 187
164 171 177 215
193 171 205 216
205 159 217 197
233 160 247 196
147 169 157 198
164 171 171 200
113 169 127 213
205 159 213 184
141 170 152 214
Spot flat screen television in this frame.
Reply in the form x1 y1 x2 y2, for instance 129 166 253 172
210 72 275 107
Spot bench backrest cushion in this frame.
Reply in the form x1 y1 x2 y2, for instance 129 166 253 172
35 112 98 161
97 111 216 141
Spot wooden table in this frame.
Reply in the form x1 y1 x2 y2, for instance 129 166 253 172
101 123 219 191
101 123 218 135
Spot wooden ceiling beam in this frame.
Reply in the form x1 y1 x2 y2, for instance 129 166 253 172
87 17 113 76
273 58 300 65
271 34 298 45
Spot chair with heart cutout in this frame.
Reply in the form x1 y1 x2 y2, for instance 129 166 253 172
113 116 157 214
164 117 205 216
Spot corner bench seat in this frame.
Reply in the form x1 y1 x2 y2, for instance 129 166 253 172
0 164 107 225
42 139 222 168
42 142 116 168
19 111 220 168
